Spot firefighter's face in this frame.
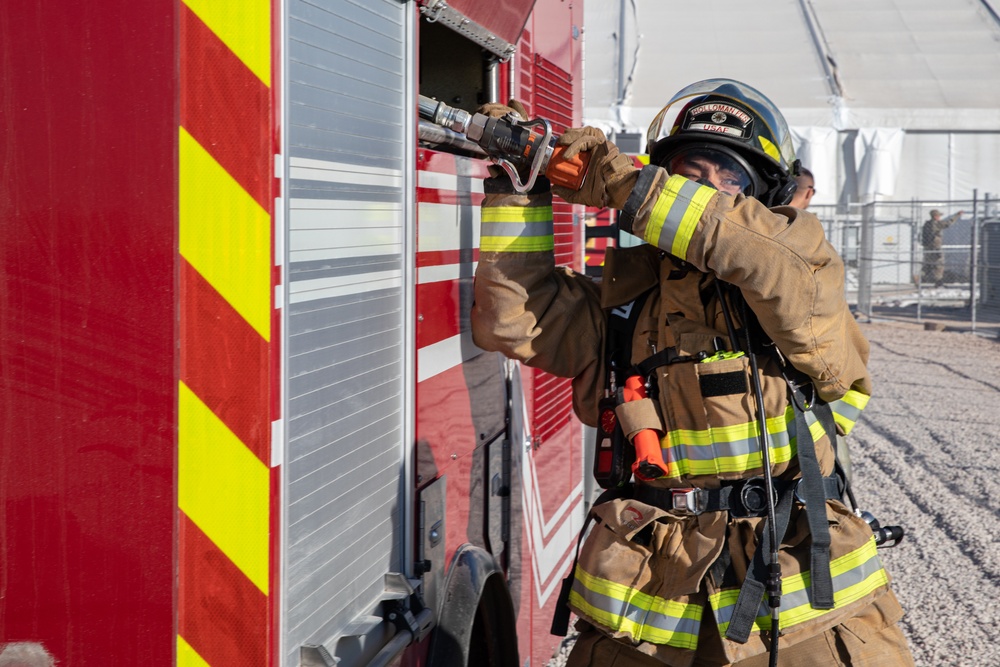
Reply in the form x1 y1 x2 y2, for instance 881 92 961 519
668 151 749 196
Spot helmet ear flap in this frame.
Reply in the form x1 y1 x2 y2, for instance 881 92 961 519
768 158 801 206
771 178 798 207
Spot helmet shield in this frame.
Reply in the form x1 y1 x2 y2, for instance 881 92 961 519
646 79 796 172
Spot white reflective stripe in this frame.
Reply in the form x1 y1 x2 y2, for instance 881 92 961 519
289 198 403 264
418 170 485 193
518 386 585 607
290 156 403 188
291 246 402 263
290 227 401 251
417 262 477 285
289 202 402 230
418 202 482 252
417 330 482 382
289 270 402 303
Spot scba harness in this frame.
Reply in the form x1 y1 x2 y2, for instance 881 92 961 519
554 272 901 662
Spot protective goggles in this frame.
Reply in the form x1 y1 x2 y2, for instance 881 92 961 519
665 146 755 197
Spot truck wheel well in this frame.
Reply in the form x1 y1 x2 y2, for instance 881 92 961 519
427 544 519 667
467 573 519 667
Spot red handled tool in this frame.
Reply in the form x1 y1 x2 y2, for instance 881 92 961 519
622 375 669 481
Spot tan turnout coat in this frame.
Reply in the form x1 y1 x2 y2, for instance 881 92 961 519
471 170 903 665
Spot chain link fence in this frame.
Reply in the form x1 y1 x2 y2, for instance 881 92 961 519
811 193 1000 338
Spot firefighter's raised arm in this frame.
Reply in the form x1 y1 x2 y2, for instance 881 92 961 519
545 117 868 402
470 102 606 423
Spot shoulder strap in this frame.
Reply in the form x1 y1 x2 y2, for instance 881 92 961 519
606 288 654 386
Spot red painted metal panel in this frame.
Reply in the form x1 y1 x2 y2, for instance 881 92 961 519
429 0 538 48
526 0 583 79
0 2 177 665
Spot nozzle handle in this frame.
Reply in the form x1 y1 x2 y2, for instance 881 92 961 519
545 144 592 191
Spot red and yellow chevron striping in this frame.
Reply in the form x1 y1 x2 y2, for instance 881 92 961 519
178 0 274 664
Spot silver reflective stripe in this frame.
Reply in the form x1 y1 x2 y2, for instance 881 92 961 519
773 548 885 618
670 427 793 463
643 605 703 639
830 399 862 424
571 576 651 627
712 541 888 631
570 573 702 645
480 220 553 238
653 178 705 251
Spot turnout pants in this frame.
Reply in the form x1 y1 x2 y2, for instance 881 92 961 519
566 590 914 667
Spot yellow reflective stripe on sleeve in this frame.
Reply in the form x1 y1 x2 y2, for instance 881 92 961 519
644 188 674 247
481 205 554 252
569 565 702 649
643 175 715 260
482 205 554 223
830 389 870 435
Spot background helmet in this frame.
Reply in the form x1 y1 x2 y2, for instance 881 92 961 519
646 79 800 206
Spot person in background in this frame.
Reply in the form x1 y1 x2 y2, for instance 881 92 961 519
921 208 963 287
787 166 815 209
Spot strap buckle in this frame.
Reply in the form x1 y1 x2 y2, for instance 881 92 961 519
670 488 706 515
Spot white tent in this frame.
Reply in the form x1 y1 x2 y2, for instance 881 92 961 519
583 0 1000 205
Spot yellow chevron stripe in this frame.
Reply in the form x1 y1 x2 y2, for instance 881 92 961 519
177 636 210 667
179 381 270 594
182 0 271 86
179 127 271 342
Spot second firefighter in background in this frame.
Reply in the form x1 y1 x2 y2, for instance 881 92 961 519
470 80 914 666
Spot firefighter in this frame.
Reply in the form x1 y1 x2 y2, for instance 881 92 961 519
470 79 914 666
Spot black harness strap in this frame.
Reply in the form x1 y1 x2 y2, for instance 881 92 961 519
634 476 842 519
606 288 655 385
789 384 836 610
726 485 796 644
633 346 707 378
725 388 839 643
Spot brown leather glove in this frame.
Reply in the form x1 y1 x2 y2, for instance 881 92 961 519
476 99 528 121
551 127 639 210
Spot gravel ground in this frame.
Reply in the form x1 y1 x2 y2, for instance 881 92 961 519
548 322 1000 666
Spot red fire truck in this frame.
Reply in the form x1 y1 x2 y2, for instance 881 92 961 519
0 1 588 666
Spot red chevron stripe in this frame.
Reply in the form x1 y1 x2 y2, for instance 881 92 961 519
180 4 271 211
179 512 268 667
180 258 270 464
